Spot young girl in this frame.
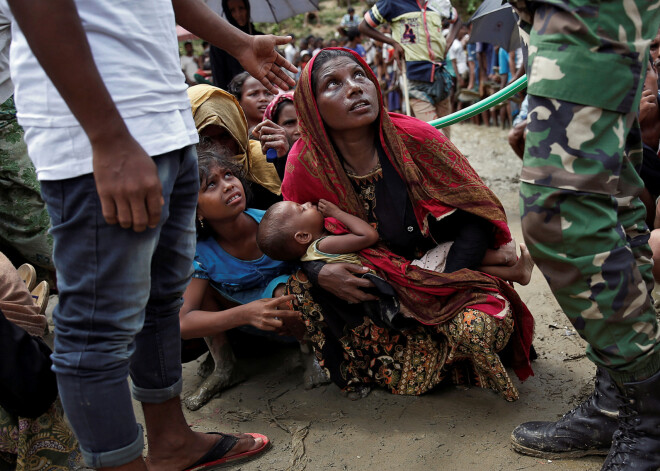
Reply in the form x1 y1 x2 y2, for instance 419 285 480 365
179 150 324 411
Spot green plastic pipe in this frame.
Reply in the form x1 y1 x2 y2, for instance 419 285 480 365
428 75 528 129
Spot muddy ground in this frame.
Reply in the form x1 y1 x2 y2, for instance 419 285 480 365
128 122 609 471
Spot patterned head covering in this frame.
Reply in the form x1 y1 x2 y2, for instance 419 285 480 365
187 84 281 195
263 92 295 122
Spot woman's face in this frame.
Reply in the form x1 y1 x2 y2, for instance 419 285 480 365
199 125 240 156
276 102 301 147
197 164 246 223
314 56 379 133
227 0 248 27
240 76 274 125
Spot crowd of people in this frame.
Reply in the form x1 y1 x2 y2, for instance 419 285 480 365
1 0 660 470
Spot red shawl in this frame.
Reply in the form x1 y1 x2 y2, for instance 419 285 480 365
282 48 534 380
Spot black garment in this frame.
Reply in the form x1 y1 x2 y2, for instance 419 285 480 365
248 182 282 210
304 145 494 282
640 142 660 200
209 26 262 91
0 309 57 418
210 46 245 91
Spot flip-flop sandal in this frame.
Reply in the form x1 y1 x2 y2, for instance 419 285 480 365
183 432 270 470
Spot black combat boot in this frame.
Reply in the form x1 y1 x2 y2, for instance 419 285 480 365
601 368 660 470
511 368 619 458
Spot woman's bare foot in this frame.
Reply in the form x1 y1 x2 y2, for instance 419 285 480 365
302 352 331 389
509 243 534 285
342 384 371 400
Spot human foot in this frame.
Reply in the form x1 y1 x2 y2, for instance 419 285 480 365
342 385 371 400
302 352 330 389
184 367 246 411
510 243 534 285
146 431 268 471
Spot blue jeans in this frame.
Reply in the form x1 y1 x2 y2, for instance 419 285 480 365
40 147 198 468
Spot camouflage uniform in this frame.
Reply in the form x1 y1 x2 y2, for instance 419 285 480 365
0 97 53 272
509 0 660 383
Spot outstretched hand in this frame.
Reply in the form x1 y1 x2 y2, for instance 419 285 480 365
237 35 297 94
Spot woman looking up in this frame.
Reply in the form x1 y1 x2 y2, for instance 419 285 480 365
281 48 535 401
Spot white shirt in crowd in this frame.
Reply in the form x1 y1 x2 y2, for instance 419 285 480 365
0 4 11 103
180 54 198 83
5 0 198 181
447 37 467 76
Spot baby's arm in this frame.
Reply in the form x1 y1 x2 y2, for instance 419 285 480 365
317 199 379 255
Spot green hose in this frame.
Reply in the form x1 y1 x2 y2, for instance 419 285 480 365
428 75 528 129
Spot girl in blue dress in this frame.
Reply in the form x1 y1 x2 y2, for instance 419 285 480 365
179 150 306 411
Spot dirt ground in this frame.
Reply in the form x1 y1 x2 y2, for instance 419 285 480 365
128 123 606 471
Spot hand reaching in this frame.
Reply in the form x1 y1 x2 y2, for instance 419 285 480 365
237 35 297 94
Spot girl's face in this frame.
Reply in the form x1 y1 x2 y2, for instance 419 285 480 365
227 0 249 27
275 102 301 147
240 76 274 125
197 165 246 223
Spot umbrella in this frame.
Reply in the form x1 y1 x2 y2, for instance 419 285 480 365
468 0 520 52
204 0 320 24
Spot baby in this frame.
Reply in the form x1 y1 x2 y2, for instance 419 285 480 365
257 199 378 263
258 199 534 285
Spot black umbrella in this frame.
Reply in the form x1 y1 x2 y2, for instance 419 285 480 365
468 0 521 52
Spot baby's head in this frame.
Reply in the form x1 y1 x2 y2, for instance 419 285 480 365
257 201 325 261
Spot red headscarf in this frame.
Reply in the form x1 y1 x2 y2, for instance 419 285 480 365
263 92 294 122
282 48 533 380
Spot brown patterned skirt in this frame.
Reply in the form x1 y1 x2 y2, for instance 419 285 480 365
286 271 519 402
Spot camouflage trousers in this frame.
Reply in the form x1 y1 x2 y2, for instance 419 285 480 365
516 1 660 384
0 98 53 272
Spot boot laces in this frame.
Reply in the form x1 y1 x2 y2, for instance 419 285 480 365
608 401 638 464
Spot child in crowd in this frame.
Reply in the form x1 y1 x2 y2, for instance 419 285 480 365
259 200 534 285
258 199 378 263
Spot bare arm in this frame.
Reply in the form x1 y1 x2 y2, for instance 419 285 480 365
316 199 379 254
179 278 299 339
8 0 163 233
359 19 405 65
172 0 297 94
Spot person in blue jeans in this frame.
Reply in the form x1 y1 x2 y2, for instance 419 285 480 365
5 0 296 469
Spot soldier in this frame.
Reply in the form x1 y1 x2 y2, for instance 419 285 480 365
508 1 660 469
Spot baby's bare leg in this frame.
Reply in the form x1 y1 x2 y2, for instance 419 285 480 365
481 243 534 285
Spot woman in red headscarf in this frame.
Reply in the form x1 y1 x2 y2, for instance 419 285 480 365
280 48 534 401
